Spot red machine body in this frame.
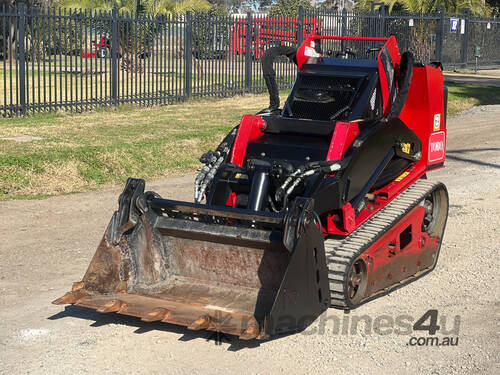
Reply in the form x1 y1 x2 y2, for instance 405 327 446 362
218 35 450 312
229 35 447 237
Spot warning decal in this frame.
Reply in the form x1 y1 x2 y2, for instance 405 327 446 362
433 113 441 131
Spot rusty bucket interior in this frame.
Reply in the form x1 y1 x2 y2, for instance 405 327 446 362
54 210 292 340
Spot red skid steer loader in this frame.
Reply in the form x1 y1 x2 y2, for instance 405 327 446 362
54 35 449 340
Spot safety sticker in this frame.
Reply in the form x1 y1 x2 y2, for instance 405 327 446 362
401 142 411 154
433 113 441 131
395 171 410 182
304 46 320 58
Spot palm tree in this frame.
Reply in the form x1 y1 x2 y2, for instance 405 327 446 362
56 0 139 12
55 0 211 71
56 0 211 16
145 0 211 16
356 0 491 62
355 0 492 17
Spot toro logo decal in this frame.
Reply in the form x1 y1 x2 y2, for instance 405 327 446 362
428 131 446 163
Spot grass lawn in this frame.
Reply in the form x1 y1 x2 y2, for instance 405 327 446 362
446 82 500 116
0 93 276 199
1 82 499 200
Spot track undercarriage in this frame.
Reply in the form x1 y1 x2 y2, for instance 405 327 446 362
327 180 448 309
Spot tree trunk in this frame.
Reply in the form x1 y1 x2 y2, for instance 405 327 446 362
8 19 16 62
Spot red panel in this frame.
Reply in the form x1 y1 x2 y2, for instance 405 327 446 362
326 121 359 161
373 164 426 200
399 65 446 168
377 36 400 117
296 38 321 69
229 115 265 167
227 115 265 208
361 205 439 275
342 203 356 232
225 191 237 208
383 36 401 66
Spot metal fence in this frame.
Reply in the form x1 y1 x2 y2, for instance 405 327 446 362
1 3 499 117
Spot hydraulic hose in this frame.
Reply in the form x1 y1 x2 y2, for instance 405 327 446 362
261 46 298 111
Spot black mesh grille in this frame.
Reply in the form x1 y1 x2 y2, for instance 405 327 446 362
288 75 360 121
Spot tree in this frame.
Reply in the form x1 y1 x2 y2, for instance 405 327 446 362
145 0 211 15
268 0 314 17
55 0 139 12
56 0 211 16
192 5 229 58
355 0 492 62
205 0 272 13
317 0 341 12
53 0 212 71
486 0 499 15
1 1 65 62
355 0 492 17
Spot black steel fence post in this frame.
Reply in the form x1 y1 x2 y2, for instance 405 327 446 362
435 5 445 62
18 2 26 115
245 12 252 92
370 2 376 36
111 8 118 106
184 11 192 98
341 8 347 51
371 1 385 37
460 8 470 67
297 6 304 46
373 2 385 37
380 4 386 37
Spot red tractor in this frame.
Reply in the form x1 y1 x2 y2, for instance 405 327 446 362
82 36 111 59
82 36 150 59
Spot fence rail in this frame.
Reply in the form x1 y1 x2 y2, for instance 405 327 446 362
1 3 498 116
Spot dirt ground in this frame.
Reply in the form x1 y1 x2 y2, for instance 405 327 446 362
1 106 499 374
444 72 500 87
444 68 500 87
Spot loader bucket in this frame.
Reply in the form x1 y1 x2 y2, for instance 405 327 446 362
54 179 330 339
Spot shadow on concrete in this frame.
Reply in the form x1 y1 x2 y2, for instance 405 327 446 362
48 305 294 352
446 148 500 169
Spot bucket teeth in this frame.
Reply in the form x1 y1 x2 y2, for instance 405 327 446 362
239 323 260 340
71 281 85 291
52 290 87 305
141 307 171 322
97 299 127 313
256 330 270 340
188 314 212 330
